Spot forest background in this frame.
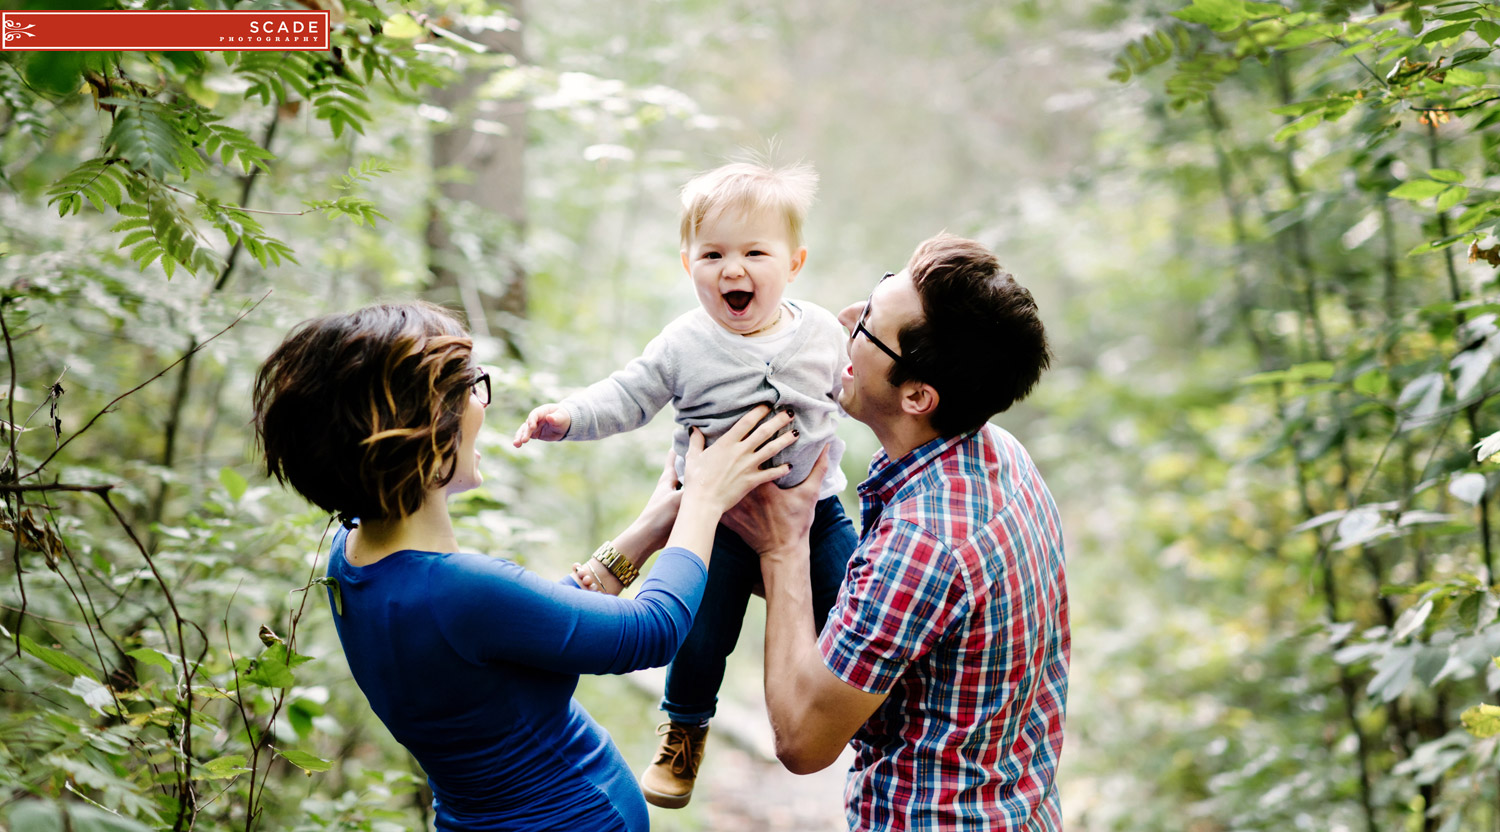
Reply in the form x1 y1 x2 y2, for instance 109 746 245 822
4 0 1500 830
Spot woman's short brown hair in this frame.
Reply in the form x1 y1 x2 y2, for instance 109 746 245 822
252 301 475 523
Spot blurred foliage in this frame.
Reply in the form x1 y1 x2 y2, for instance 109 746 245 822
1072 1 1500 830
0 1 477 829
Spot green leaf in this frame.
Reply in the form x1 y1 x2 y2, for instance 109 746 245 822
269 641 314 669
1390 179 1452 200
1274 113 1324 142
241 655 294 688
1354 369 1387 397
46 159 127 217
1463 703 1500 738
1428 169 1465 184
1450 47 1492 66
23 52 85 98
1437 185 1470 213
1271 99 1327 117
1173 0 1285 32
199 755 251 780
1443 67 1486 86
126 648 174 675
383 13 425 39
17 634 96 680
288 698 324 739
1403 4 1425 33
1421 21 1473 44
273 747 332 773
104 99 190 180
311 576 343 616
1476 20 1500 44
219 467 248 502
6 800 153 832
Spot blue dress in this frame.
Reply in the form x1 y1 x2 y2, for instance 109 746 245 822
324 525 706 831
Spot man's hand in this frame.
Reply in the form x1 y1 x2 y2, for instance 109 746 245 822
723 445 829 560
513 403 571 447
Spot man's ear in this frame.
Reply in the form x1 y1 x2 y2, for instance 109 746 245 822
901 381 939 420
787 246 808 282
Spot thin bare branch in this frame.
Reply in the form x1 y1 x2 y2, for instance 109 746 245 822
20 291 270 482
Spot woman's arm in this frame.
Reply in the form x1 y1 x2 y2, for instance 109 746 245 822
572 405 798 594
435 407 802 675
569 448 684 595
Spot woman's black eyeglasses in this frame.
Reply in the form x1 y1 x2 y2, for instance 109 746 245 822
853 272 906 366
471 371 491 407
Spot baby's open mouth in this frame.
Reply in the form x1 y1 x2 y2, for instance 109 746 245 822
723 291 754 312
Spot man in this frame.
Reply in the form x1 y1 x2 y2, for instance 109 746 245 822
725 233 1069 830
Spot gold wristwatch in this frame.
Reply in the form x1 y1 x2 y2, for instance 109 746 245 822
591 540 640 587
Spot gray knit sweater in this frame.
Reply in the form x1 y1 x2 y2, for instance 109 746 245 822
561 300 848 497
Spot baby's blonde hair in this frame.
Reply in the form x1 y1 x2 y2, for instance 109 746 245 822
679 161 819 250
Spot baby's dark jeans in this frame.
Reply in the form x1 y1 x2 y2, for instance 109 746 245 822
660 495 858 723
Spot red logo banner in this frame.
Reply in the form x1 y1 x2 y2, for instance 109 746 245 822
1 10 331 51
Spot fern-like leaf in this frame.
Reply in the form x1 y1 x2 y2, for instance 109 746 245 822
46 158 129 216
304 197 387 227
193 116 274 174
1110 27 1195 83
1166 52 1243 110
200 198 298 268
234 52 315 105
117 183 221 279
102 97 194 179
336 158 396 190
312 76 371 138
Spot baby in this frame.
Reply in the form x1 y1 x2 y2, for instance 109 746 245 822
512 161 856 809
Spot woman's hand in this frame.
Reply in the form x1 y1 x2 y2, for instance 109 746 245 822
680 406 799 515
723 446 828 565
664 406 798 560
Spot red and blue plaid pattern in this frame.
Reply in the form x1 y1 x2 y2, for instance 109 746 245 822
819 424 1069 831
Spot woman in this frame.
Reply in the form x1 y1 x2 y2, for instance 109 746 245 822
251 301 796 831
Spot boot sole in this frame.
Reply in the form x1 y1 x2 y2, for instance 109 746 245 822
641 784 692 809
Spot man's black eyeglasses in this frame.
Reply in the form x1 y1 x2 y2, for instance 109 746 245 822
471 371 491 407
853 272 906 366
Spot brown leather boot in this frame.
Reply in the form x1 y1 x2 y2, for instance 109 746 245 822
640 720 709 809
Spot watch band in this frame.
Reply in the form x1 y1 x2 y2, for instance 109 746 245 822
591 540 640 587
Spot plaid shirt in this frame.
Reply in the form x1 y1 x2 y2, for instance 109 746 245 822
819 425 1069 831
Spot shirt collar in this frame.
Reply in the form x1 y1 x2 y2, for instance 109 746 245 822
858 429 975 508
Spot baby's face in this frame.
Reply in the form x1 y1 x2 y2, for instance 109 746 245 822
683 206 806 335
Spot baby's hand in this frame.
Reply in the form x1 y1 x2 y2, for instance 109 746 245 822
572 561 607 593
513 403 572 447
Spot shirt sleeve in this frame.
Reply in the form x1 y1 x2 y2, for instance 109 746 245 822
818 518 970 694
429 547 707 676
561 331 677 441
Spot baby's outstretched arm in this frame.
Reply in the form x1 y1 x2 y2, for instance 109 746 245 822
513 403 572 447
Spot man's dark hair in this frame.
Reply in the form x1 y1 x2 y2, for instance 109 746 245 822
252 301 475 523
887 234 1052 437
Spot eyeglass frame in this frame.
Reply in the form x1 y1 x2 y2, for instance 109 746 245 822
852 272 908 367
471 370 491 408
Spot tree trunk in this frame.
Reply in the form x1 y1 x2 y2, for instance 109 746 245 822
425 0 528 359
